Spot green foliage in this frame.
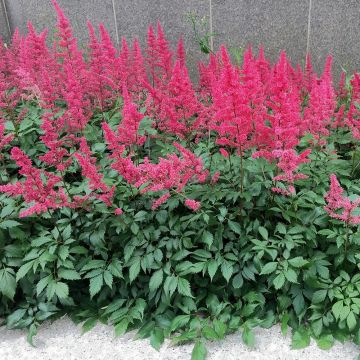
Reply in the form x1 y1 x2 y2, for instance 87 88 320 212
0 102 360 359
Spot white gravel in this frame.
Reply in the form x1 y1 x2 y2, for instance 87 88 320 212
0 316 359 360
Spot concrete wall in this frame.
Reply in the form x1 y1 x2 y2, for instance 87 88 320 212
1 0 360 77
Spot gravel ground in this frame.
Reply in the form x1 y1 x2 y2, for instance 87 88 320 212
0 316 359 360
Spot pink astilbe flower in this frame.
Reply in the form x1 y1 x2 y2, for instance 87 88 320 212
304 56 336 141
146 22 173 87
114 208 123 215
324 174 360 226
271 148 311 196
210 46 252 151
176 36 186 68
184 199 201 211
0 123 14 154
74 138 114 206
0 147 69 217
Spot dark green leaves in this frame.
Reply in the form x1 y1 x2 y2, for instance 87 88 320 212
149 269 163 292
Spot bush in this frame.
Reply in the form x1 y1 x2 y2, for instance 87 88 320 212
0 0 360 357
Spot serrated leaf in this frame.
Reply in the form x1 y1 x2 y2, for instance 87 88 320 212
0 269 16 299
150 328 164 351
291 329 310 349
207 260 218 281
55 282 69 299
149 269 163 292
221 261 233 283
312 289 327 304
288 257 308 268
36 275 52 296
177 277 193 297
89 274 103 298
191 340 207 360
232 273 243 289
104 270 113 289
202 230 214 248
58 269 81 280
228 220 241 235
164 276 178 298
81 318 97 334
170 315 191 332
242 326 255 347
129 258 140 283
316 334 334 350
0 220 21 229
332 300 344 320
27 323 37 347
258 226 268 240
346 311 357 331
16 260 35 282
273 273 285 289
284 268 298 283
260 262 277 275
115 318 129 337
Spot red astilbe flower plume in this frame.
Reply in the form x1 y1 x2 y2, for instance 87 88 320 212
87 22 116 109
74 137 114 206
304 56 336 142
271 148 311 196
344 72 360 140
130 38 148 93
117 85 146 147
324 174 360 226
262 51 302 155
147 60 204 137
176 36 186 68
146 22 173 88
210 46 252 152
0 147 69 217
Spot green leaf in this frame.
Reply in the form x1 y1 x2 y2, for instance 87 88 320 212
316 334 334 350
242 326 255 347
170 315 191 332
115 318 129 337
0 269 16 299
89 274 103 298
0 220 21 229
150 328 164 351
27 323 37 347
281 313 289 336
232 273 243 289
55 282 69 299
346 311 357 331
258 226 268 240
312 289 327 304
213 319 226 339
163 276 178 298
207 260 218 281
149 269 163 292
260 262 277 275
104 270 113 289
129 258 141 283
221 261 233 283
81 318 97 334
288 257 308 268
273 273 285 289
177 277 193 297
191 340 207 360
202 325 219 340
284 268 298 283
202 230 214 249
36 275 52 296
16 260 35 281
291 328 310 349
228 220 241 235
58 269 81 280
332 300 344 320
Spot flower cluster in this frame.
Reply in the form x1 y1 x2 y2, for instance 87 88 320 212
324 174 360 226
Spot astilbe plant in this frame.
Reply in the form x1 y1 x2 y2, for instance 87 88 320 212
0 1 360 357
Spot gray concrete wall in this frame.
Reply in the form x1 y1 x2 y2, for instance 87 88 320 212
1 0 360 77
